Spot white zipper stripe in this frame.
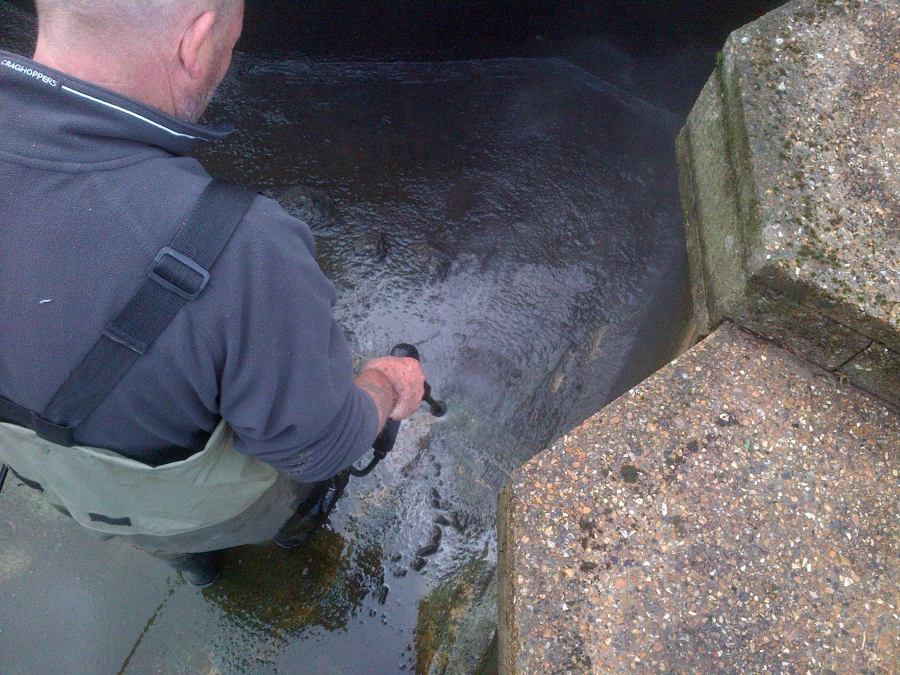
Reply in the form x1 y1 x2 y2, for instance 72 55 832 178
61 85 200 140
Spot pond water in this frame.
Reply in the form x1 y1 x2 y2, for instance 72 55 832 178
186 54 691 673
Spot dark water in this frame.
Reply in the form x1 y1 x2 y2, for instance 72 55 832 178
186 54 691 673
0 1 785 671
200 55 690 484
233 0 790 117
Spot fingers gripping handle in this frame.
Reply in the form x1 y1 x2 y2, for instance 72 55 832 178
390 343 447 417
349 344 447 478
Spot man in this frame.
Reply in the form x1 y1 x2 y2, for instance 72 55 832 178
0 0 426 586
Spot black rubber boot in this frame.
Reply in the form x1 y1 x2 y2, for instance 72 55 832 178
149 550 222 588
274 470 349 549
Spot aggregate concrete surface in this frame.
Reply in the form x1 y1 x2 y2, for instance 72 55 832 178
500 323 900 674
679 0 900 358
732 0 900 332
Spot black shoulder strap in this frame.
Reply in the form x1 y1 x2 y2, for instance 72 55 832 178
0 179 257 447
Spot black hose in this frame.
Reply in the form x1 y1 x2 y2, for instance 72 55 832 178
347 454 382 478
349 415 400 477
0 464 9 495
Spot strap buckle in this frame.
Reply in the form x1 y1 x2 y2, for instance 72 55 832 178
148 247 210 301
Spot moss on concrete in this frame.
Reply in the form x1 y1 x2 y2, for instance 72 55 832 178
416 556 495 675
206 530 386 637
677 0 900 406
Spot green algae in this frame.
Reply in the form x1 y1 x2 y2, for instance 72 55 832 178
415 556 494 675
205 529 385 637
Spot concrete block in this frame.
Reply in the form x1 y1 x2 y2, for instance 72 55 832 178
499 323 900 674
678 0 900 404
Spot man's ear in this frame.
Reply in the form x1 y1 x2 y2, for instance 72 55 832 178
178 10 218 79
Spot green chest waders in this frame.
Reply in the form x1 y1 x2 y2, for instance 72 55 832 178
0 180 278 537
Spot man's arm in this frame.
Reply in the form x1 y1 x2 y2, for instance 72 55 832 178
202 195 427 483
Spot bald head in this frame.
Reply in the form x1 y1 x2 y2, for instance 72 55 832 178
35 0 240 39
33 0 244 121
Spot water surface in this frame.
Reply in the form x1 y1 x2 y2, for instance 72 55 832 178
186 55 692 673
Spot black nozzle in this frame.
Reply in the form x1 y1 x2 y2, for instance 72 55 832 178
422 382 447 417
350 343 446 479
390 343 420 360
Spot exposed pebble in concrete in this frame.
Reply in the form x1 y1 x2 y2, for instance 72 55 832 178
501 324 900 674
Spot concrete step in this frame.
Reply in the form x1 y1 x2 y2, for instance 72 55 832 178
677 0 900 408
499 323 900 674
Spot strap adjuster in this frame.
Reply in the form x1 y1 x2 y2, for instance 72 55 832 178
148 247 210 300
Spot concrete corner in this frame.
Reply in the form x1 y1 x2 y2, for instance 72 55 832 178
499 323 900 674
678 0 900 406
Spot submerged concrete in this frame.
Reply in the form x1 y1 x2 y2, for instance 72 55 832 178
0 478 177 675
500 323 900 674
0 473 423 674
677 0 900 406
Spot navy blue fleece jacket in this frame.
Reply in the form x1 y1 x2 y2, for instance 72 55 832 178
0 50 380 481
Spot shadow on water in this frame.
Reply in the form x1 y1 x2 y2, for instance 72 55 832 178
191 55 692 673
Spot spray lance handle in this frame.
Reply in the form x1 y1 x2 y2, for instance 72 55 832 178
348 343 447 478
389 343 447 418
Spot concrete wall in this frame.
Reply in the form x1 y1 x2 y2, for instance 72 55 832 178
499 1 900 672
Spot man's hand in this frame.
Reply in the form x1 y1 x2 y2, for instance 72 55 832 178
355 357 426 431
